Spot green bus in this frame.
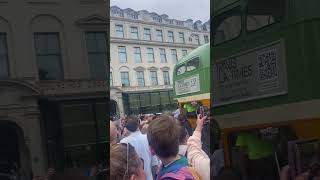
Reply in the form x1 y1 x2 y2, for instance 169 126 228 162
213 0 320 178
173 43 210 128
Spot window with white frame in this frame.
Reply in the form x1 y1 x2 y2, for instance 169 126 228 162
163 71 170 85
118 46 127 63
85 32 107 80
156 30 163 42
134 47 142 63
144 28 151 40
179 32 185 43
159 48 167 63
120 71 130 87
34 32 63 80
115 25 124 38
171 49 178 64
147 48 154 63
150 71 158 85
136 71 145 86
0 33 9 79
131 27 139 39
182 50 188 57
167 31 174 43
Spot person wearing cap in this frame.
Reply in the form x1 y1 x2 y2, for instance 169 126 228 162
120 115 159 180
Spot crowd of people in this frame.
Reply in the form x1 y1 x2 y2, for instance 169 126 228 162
110 108 320 180
110 109 212 180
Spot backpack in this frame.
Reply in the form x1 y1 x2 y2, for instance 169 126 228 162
159 166 202 180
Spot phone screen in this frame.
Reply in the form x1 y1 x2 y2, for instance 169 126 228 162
200 106 204 118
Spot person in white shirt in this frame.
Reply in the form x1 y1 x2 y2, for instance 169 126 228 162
120 115 158 180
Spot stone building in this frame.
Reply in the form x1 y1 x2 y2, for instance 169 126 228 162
0 0 108 177
110 6 210 116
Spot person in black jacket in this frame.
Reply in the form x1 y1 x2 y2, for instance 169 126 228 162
177 114 193 136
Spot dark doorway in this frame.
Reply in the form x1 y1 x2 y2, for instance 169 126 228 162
0 122 21 178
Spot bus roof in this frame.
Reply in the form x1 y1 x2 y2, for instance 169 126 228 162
175 43 210 68
173 43 210 103
213 0 240 13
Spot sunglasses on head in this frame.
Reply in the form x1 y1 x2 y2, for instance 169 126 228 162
120 143 130 180
119 143 144 180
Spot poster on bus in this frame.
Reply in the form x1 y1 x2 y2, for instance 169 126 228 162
212 40 288 107
175 74 201 95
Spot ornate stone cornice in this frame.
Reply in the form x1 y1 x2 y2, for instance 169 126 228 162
147 66 159 71
110 6 210 32
110 38 199 48
160 66 170 71
0 79 40 94
133 66 146 71
119 85 173 93
76 14 108 29
38 79 108 96
26 0 60 4
111 16 209 34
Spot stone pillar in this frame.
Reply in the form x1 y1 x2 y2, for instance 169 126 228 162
25 114 46 177
116 92 124 116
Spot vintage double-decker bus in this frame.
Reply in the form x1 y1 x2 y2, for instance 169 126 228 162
173 43 210 128
213 0 320 178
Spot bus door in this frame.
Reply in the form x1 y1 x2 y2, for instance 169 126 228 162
226 126 297 180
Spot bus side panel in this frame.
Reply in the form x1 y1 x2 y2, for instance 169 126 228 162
292 119 320 139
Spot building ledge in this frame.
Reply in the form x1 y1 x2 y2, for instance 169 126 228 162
26 0 60 5
110 38 199 48
110 16 210 33
112 85 173 93
38 79 108 96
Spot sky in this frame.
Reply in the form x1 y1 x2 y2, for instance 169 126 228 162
110 0 210 23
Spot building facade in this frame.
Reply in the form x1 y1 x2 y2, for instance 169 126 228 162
110 6 210 115
0 0 108 178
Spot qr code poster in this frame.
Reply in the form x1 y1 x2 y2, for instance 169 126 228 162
213 40 288 107
257 49 279 82
257 49 280 92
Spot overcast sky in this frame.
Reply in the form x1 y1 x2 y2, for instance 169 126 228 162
110 0 210 23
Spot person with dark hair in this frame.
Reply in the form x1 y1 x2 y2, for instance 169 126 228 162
120 115 159 180
110 143 146 180
177 114 193 137
179 124 189 157
211 140 224 177
217 168 242 180
147 115 201 180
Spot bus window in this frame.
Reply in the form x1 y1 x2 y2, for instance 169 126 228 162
246 0 285 31
214 7 241 45
176 65 186 75
186 57 199 72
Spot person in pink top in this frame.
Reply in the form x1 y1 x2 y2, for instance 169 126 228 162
187 114 210 180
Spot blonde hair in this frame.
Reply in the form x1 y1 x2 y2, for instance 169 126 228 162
110 143 141 180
